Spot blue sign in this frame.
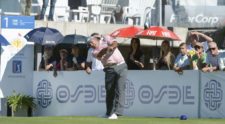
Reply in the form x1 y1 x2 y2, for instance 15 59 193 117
1 16 34 29
12 60 22 73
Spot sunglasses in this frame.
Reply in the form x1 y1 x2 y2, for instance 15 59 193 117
194 45 202 50
209 47 216 51
95 37 101 40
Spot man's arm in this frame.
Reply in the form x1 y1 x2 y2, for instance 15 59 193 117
97 41 118 59
202 58 218 72
109 41 118 49
80 61 92 74
202 64 218 72
173 64 181 71
191 32 213 43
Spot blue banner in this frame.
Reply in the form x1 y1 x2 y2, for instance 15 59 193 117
1 16 34 29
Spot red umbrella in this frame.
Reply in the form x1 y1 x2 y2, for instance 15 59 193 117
110 26 143 38
136 26 181 41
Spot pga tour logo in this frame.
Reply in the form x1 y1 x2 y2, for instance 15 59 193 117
12 60 22 73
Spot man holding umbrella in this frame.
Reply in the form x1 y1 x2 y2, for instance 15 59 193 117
89 35 127 120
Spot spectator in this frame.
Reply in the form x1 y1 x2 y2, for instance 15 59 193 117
39 46 56 71
57 49 70 71
39 0 56 21
20 0 32 16
188 31 213 52
82 33 104 74
157 40 175 70
191 42 207 70
202 42 225 72
219 52 225 71
126 38 144 70
71 45 86 70
173 43 191 72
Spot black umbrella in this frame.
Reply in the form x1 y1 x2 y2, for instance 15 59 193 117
61 34 88 44
24 27 64 45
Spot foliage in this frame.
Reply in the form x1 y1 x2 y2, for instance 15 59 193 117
7 91 36 115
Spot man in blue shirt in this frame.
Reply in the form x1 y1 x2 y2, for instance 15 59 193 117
174 43 191 72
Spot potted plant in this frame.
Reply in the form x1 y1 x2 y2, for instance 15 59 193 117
7 91 36 117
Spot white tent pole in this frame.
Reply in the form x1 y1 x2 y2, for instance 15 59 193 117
159 0 162 26
0 9 2 34
74 29 76 44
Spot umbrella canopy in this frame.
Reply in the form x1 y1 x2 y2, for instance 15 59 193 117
61 34 88 44
110 26 143 38
136 26 181 41
0 34 10 46
24 27 64 45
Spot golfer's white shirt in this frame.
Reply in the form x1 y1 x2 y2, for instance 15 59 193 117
86 48 104 71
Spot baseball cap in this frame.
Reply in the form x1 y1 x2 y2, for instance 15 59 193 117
103 35 116 44
90 33 101 40
90 33 100 37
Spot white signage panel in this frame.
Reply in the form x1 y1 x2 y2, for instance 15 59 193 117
33 71 199 117
0 16 34 96
200 72 225 118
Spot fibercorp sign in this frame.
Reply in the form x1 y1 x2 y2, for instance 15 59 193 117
170 14 219 25
165 5 225 28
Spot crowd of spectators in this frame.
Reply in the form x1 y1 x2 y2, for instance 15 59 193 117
126 31 225 72
172 31 225 72
37 31 225 73
39 45 86 72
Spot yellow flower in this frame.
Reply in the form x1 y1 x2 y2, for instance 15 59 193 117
188 50 196 57
11 38 24 48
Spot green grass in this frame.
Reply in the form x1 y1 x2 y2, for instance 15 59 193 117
0 116 224 124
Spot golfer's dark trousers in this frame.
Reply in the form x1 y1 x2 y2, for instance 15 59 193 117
103 63 127 116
